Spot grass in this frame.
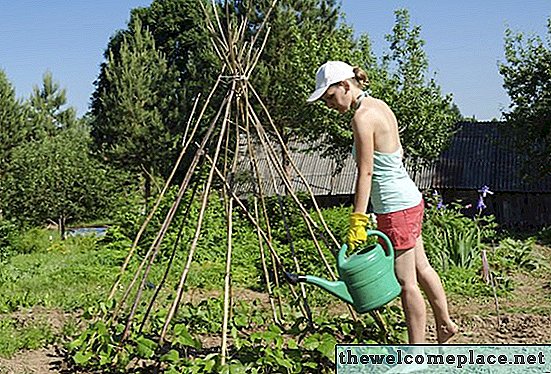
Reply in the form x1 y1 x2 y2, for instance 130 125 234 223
0 236 123 314
0 231 126 358
0 227 267 358
0 316 55 358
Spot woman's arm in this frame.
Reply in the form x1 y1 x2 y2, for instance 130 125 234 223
352 111 375 214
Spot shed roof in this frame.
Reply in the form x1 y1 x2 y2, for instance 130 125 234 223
411 121 551 192
235 121 551 197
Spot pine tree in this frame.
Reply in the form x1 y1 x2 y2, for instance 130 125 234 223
0 70 27 174
91 18 180 203
27 72 78 139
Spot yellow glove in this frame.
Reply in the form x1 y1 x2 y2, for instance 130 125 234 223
348 212 369 249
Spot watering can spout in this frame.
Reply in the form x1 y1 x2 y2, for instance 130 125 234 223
302 275 354 305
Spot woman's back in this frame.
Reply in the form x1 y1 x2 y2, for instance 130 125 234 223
357 96 402 155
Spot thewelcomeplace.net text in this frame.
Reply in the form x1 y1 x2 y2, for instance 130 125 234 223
336 345 551 373
338 348 545 368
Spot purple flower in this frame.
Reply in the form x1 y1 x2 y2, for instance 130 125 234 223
477 185 494 198
433 190 445 209
477 196 487 211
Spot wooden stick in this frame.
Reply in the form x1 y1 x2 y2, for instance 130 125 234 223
114 93 231 329
220 197 234 365
243 93 284 320
160 86 236 343
203 151 310 320
254 197 281 324
107 74 223 304
248 83 340 248
138 177 204 333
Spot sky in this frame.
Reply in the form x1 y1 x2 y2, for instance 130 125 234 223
0 1 550 121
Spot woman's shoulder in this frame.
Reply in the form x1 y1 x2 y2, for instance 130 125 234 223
355 97 390 123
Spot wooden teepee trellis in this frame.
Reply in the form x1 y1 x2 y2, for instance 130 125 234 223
102 0 366 365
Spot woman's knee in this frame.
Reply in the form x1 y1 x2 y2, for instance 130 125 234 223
416 261 432 277
398 279 421 296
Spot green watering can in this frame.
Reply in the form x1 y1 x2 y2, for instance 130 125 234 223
286 230 401 313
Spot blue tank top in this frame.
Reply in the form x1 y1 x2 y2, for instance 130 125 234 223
370 148 422 214
352 92 422 214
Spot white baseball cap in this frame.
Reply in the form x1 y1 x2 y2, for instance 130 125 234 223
307 61 355 102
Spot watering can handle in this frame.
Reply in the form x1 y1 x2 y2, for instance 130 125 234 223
366 229 394 258
337 229 394 264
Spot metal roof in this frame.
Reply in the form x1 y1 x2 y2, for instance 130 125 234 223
410 122 551 192
235 122 551 197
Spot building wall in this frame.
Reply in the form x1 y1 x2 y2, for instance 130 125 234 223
440 189 551 228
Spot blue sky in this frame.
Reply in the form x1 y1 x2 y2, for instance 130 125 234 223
1 1 549 120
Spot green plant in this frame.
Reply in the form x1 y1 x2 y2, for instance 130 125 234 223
0 317 55 358
423 201 496 272
441 266 512 297
0 219 19 263
489 237 542 273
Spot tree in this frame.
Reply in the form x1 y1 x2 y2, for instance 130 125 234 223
129 0 219 111
499 18 551 178
0 70 27 175
91 18 181 203
27 72 78 139
2 125 113 238
233 0 377 170
381 9 460 168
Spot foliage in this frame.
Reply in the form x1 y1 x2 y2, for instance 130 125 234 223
129 0 219 114
440 265 513 298
0 219 19 262
245 0 368 161
67 293 405 373
489 237 542 273
422 199 496 273
26 71 78 139
499 17 551 179
91 17 182 202
0 316 55 358
1 124 116 235
0 233 123 314
381 9 460 167
0 70 27 177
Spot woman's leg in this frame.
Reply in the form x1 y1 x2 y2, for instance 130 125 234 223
413 236 457 343
394 247 427 343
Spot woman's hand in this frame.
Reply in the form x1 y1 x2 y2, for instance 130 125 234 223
348 212 370 249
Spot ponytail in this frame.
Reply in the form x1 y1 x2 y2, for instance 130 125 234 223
352 67 369 88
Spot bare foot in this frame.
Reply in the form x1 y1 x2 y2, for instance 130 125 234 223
437 322 458 344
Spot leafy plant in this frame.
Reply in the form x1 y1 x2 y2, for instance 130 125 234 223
489 237 542 273
441 266 512 298
0 316 55 358
422 200 496 272
0 219 19 263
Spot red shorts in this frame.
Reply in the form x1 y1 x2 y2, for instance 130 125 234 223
376 200 424 250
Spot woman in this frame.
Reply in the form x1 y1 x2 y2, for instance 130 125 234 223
307 61 457 344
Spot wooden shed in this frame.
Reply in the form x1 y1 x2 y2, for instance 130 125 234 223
236 121 551 228
409 121 551 228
